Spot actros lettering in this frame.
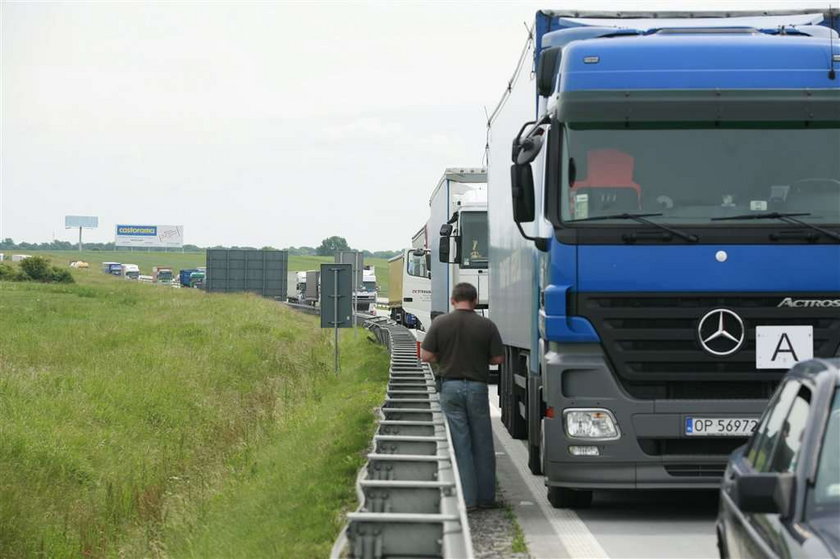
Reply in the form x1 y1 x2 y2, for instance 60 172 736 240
777 297 840 308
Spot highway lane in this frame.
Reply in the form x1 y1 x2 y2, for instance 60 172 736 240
490 396 721 559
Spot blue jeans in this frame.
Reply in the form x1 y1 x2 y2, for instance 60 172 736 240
440 379 495 507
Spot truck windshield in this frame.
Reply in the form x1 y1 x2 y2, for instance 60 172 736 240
561 126 840 225
460 211 488 269
407 252 429 278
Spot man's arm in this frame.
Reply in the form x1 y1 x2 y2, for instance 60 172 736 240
420 324 438 364
488 321 504 365
420 348 438 363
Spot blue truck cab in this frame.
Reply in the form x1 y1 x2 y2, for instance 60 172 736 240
488 10 840 508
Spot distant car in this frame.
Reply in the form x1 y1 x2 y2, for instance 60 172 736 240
716 358 840 559
69 261 89 269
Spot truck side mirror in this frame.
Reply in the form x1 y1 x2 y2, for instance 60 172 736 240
515 135 544 165
537 47 563 97
438 237 450 263
511 163 535 223
439 223 453 237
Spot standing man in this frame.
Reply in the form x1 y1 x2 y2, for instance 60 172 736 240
420 282 504 510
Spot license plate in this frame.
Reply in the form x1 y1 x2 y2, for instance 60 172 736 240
685 417 758 437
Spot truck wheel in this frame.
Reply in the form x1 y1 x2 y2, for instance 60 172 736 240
528 418 544 475
510 394 527 440
547 487 593 509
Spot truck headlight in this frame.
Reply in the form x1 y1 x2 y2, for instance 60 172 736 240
564 409 620 440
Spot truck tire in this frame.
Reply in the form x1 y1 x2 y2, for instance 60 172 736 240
547 487 593 509
527 418 544 475
510 394 527 440
501 348 524 438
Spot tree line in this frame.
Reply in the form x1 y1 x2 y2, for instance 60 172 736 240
0 237 400 260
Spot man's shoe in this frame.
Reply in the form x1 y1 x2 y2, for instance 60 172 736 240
466 505 478 513
477 501 502 509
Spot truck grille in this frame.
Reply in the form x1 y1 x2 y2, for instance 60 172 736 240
575 293 840 399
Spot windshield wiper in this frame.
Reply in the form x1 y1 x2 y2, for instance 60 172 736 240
711 212 840 242
567 212 699 243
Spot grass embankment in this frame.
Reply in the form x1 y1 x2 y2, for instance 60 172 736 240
0 270 388 557
25 252 390 293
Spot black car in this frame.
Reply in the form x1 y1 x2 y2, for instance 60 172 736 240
717 358 840 558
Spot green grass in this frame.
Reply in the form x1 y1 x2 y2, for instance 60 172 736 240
504 504 528 554
25 251 389 294
0 269 389 557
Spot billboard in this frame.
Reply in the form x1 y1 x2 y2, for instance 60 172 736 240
115 225 184 248
65 215 99 228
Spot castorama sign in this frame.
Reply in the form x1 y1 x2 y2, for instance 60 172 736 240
115 225 184 248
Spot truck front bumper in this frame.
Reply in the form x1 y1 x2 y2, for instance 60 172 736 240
541 344 767 490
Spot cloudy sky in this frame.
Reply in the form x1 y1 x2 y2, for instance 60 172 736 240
1 0 833 250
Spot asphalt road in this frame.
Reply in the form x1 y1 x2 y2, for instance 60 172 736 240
490 397 721 559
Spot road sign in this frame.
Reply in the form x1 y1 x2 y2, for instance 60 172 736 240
321 263 353 375
335 250 364 288
320 263 353 329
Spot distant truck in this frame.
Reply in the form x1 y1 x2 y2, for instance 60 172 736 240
102 262 121 275
189 271 205 289
152 266 174 284
388 248 431 330
179 268 200 287
120 264 140 280
286 271 307 303
304 270 320 306
430 168 489 316
355 266 377 312
11 255 31 262
102 262 125 276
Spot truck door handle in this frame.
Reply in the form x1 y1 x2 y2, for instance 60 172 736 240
403 297 413 302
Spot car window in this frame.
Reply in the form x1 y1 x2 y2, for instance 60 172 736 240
808 389 840 518
766 387 811 473
746 381 800 471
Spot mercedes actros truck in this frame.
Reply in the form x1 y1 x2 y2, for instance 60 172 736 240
488 9 840 508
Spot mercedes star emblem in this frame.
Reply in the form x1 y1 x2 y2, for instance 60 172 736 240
698 309 745 356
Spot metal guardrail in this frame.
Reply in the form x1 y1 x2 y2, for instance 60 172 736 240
331 319 473 559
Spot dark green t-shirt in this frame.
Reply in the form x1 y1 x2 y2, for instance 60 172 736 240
421 309 504 382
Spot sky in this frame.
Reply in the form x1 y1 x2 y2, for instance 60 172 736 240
1 0 835 250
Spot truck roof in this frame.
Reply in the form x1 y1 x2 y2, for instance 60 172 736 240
561 34 840 92
536 10 839 48
429 170 488 208
442 168 486 183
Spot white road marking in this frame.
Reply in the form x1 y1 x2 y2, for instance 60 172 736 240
489 397 610 559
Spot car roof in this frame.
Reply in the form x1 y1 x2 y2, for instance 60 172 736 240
786 358 840 388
